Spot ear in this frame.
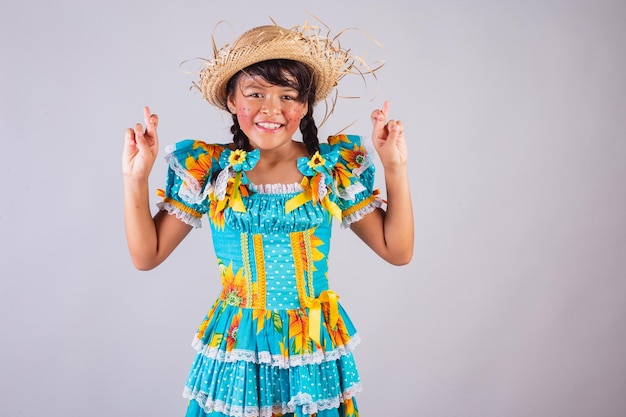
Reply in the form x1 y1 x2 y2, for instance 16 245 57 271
226 96 237 114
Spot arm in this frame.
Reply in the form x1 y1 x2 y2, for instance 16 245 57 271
123 107 192 270
349 101 414 265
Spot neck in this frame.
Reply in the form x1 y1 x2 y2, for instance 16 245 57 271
246 141 307 185
256 141 305 164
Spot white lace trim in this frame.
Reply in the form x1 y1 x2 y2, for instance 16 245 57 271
183 382 362 417
191 334 361 369
249 182 303 194
336 182 366 201
341 197 383 229
164 146 214 205
157 201 202 228
214 165 233 200
318 173 328 200
289 384 362 414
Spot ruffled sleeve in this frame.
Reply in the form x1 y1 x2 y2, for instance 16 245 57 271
156 140 226 228
328 134 383 228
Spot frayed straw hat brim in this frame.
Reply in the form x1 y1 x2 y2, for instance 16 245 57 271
195 23 374 110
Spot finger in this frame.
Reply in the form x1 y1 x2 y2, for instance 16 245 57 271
372 100 391 127
388 119 403 135
143 105 152 125
381 100 390 118
133 122 150 151
375 101 390 123
143 106 159 137
125 127 136 143
388 119 402 129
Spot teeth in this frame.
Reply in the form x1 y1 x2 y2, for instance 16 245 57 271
258 122 282 129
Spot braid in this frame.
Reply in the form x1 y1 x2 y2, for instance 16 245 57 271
300 112 320 155
230 114 251 150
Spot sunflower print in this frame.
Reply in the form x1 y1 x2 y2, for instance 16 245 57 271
226 310 242 351
327 134 351 147
302 228 325 272
192 141 224 162
338 143 367 172
324 309 351 348
288 309 313 355
218 260 248 308
194 301 220 341
332 162 354 190
181 143 223 185
252 309 272 334
184 153 214 186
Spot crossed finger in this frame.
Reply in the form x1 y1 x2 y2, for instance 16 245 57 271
372 100 390 124
143 106 158 137
388 119 403 135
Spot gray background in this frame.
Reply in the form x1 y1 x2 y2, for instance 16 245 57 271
1 0 625 416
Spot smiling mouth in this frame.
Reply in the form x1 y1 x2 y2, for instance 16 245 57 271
257 122 283 130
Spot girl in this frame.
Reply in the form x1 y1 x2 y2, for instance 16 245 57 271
123 23 413 417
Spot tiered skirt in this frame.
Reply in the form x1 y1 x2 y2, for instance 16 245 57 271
183 299 361 417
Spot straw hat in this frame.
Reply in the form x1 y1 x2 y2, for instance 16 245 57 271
195 23 373 110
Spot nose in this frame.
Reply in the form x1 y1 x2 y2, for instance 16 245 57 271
261 96 281 116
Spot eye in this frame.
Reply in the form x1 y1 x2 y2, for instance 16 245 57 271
241 87 263 98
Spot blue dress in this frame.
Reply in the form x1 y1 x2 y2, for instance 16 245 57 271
157 135 381 417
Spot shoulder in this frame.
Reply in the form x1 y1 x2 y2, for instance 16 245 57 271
162 140 230 190
327 134 363 148
165 140 228 162
165 140 228 169
323 134 373 176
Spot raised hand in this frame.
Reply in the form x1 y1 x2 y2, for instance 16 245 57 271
370 101 408 169
351 100 413 265
123 106 160 179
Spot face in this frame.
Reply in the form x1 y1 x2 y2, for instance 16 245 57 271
227 74 308 151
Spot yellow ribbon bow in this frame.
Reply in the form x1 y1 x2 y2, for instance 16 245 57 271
304 290 340 346
285 176 342 221
214 172 248 213
228 172 247 212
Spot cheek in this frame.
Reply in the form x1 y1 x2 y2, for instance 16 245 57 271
238 107 251 118
286 109 301 122
237 107 252 127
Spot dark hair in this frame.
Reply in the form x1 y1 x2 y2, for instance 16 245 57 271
225 59 320 155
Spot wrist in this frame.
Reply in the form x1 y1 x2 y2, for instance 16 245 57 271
123 174 151 190
382 162 408 178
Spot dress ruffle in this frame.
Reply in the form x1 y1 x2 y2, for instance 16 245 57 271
191 301 360 367
340 197 383 229
183 300 362 417
157 200 204 228
184 357 361 417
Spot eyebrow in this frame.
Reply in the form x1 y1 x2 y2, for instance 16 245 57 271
240 81 299 93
